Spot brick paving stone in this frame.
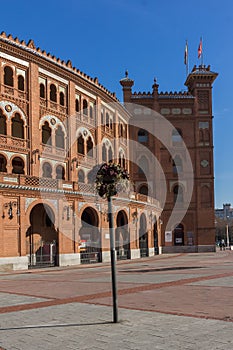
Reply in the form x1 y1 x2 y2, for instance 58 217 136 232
0 252 233 349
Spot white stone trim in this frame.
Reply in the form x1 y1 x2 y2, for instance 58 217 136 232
39 67 68 84
0 52 29 67
59 253 80 266
130 249 140 259
0 256 28 271
75 85 96 100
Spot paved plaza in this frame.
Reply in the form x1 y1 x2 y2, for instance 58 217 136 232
0 250 233 349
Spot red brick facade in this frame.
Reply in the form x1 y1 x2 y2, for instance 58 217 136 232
120 65 217 253
0 33 217 270
0 33 162 270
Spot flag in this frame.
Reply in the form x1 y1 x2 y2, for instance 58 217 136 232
184 40 188 65
198 37 202 59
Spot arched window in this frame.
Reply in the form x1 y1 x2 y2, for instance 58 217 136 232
0 155 7 172
4 66 13 87
139 185 148 196
75 98 79 112
78 135 85 155
56 165 65 180
42 121 52 145
102 143 107 161
173 185 183 203
83 99 88 115
101 110 104 125
78 169 85 183
106 112 110 127
17 75 24 91
87 136 93 157
119 124 124 137
11 113 24 139
119 151 125 168
0 110 7 135
12 157 24 174
42 162 52 178
59 92 65 106
90 105 93 119
50 84 57 102
172 129 182 144
108 147 113 162
138 129 148 143
40 83 45 98
173 156 183 174
55 125 65 149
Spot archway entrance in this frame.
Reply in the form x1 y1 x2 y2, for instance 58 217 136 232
80 207 101 264
139 213 149 257
116 210 130 260
26 203 57 268
174 223 184 245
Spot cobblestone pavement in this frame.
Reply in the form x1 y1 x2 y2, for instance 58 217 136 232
0 250 233 349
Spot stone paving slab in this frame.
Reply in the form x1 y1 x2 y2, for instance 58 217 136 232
0 303 233 350
0 292 49 308
0 252 233 349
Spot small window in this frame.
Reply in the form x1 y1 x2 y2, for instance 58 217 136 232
90 105 93 119
56 165 65 180
106 112 110 127
50 84 57 102
11 113 24 139
138 129 148 143
42 121 52 145
78 135 85 155
0 110 7 135
42 162 52 178
139 185 148 196
87 136 93 157
40 83 45 98
108 147 113 162
4 66 13 87
102 143 107 161
75 99 79 112
59 91 65 106
83 99 88 115
78 169 85 183
12 157 25 174
55 125 65 149
101 111 104 125
18 75 24 91
0 155 7 172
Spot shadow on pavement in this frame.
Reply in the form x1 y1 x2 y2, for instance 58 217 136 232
0 321 112 331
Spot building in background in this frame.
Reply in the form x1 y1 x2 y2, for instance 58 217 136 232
215 204 233 220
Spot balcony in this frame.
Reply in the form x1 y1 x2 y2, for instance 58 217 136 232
0 134 30 150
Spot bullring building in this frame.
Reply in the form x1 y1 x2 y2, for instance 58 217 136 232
0 32 217 270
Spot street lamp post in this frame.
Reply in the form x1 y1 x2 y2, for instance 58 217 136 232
107 196 118 323
226 216 230 249
95 162 129 324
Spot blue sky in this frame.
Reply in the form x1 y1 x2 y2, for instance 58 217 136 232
1 0 232 208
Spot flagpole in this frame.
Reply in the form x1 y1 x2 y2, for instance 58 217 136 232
184 40 189 77
201 36 204 65
198 36 204 66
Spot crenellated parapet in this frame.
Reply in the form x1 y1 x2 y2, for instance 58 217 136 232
0 32 118 101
